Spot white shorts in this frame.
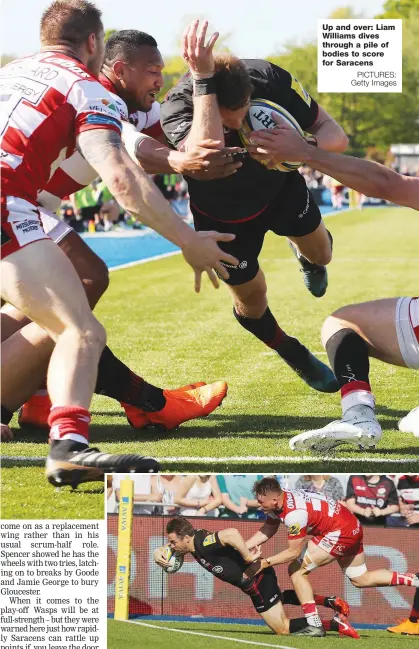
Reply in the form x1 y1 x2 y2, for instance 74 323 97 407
396 297 419 369
39 208 73 245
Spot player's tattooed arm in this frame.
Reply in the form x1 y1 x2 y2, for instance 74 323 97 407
77 128 122 166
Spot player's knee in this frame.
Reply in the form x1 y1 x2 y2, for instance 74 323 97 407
71 317 107 352
310 246 332 266
81 257 110 308
321 313 348 348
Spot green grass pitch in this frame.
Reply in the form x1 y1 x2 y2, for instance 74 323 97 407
107 619 419 649
1 206 418 518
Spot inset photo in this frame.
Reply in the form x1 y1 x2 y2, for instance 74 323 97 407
107 473 419 647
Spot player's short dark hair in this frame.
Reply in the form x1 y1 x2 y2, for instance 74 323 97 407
104 30 158 65
40 0 103 47
213 54 253 110
166 516 195 538
253 476 282 497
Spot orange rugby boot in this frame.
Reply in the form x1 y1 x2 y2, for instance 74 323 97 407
387 619 419 635
125 381 228 431
122 382 206 429
18 392 51 430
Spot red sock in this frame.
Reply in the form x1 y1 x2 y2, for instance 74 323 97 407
390 572 417 586
314 594 327 607
48 406 90 443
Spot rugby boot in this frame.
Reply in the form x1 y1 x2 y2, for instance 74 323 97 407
387 619 419 635
289 405 382 452
137 381 228 431
328 596 350 617
288 231 333 298
333 614 360 639
398 406 419 437
122 382 206 429
18 392 51 429
278 337 339 393
46 440 160 488
293 625 326 637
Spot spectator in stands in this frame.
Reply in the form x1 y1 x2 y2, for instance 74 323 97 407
295 474 344 501
153 474 184 516
175 475 222 517
218 474 264 519
396 475 419 528
345 475 399 525
112 474 162 515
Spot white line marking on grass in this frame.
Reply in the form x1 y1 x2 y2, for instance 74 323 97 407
2 455 416 465
122 619 296 649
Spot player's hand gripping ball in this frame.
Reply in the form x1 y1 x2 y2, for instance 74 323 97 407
154 544 184 574
239 99 304 172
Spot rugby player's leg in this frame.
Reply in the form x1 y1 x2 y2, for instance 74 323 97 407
288 540 335 631
282 174 332 298
1 238 159 481
2 227 213 431
339 550 419 589
290 297 418 451
1 302 30 341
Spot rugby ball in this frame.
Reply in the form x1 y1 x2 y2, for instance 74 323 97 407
159 544 184 574
239 99 304 172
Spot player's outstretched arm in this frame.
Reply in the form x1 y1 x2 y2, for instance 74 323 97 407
245 522 279 550
306 105 348 153
249 115 419 210
77 129 240 291
218 528 255 563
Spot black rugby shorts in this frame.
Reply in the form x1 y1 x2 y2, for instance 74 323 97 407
192 172 322 286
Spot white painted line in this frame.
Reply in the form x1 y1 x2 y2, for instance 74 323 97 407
109 250 181 272
2 455 416 465
121 618 296 649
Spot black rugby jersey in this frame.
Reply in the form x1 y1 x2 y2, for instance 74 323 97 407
160 60 319 221
191 529 250 587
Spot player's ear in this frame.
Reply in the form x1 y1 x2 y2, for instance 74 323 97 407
113 60 126 81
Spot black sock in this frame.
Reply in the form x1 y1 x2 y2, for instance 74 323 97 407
283 590 300 605
95 347 165 411
410 588 419 623
1 404 13 425
325 328 370 389
233 307 290 349
289 618 311 633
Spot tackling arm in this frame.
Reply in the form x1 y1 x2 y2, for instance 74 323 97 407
245 521 279 549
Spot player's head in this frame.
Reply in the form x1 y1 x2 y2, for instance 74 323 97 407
40 0 104 77
213 54 253 130
166 516 195 555
104 30 164 112
253 476 283 512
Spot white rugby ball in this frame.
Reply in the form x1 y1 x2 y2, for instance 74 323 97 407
160 544 184 574
239 98 304 172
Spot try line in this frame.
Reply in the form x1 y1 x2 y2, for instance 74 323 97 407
120 618 296 649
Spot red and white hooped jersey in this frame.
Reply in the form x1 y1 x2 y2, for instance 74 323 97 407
0 51 122 208
37 73 163 212
265 490 359 540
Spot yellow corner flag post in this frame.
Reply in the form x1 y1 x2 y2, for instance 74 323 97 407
114 478 134 620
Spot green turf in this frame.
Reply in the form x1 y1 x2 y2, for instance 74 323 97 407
2 206 419 518
107 619 419 649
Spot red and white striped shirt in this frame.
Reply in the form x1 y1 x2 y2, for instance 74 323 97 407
265 489 357 540
0 51 122 208
36 74 163 212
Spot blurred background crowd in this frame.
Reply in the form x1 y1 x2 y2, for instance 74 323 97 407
107 474 419 528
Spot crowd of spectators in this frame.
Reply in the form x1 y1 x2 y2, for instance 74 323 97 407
107 474 419 528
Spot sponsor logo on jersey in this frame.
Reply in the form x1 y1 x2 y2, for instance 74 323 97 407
288 523 301 537
85 113 121 130
291 76 311 107
212 566 223 574
203 534 216 547
286 491 295 510
377 487 387 495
